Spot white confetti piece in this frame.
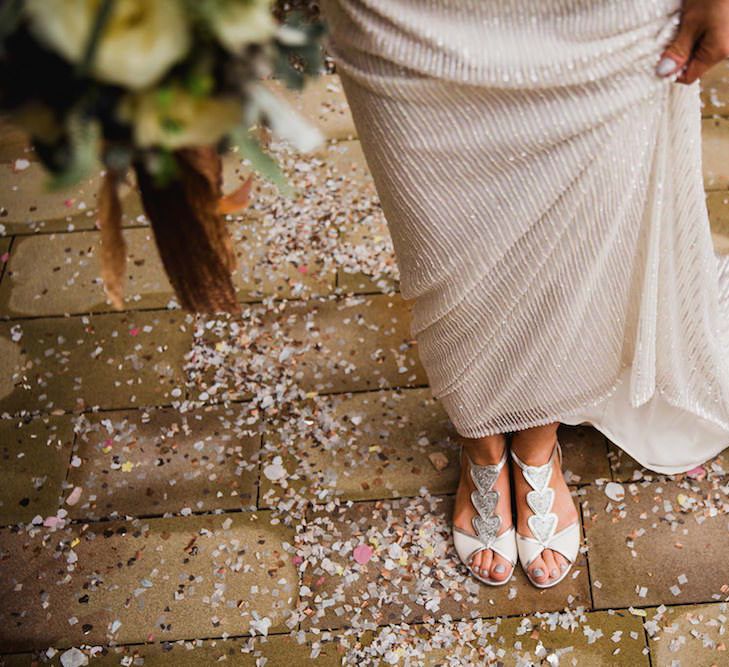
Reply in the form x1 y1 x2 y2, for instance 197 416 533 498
263 455 287 481
60 648 88 667
604 482 625 502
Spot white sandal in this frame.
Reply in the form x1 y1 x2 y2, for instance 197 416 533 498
511 439 580 589
452 447 517 586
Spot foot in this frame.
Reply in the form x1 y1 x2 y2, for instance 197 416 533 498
452 433 514 582
511 427 579 586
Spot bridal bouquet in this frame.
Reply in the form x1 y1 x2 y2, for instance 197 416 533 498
0 0 326 312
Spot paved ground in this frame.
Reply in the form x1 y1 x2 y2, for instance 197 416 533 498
1 68 729 666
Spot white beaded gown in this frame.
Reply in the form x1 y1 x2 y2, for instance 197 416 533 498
319 0 729 473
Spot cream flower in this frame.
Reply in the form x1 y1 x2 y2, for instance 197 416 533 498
208 0 277 53
25 0 190 90
122 87 242 149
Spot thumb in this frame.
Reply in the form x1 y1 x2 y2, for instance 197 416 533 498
656 14 699 76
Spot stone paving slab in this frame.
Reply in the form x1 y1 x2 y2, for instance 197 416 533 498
0 511 297 653
557 423 612 484
0 118 32 163
645 602 729 666
607 440 729 483
227 138 389 299
394 609 649 666
0 415 74 526
581 480 729 609
708 190 729 254
67 405 260 521
0 161 142 235
0 633 343 666
299 495 590 631
0 226 335 318
703 117 729 191
286 294 425 395
189 294 426 405
259 388 458 508
0 228 173 316
0 311 192 416
264 74 356 142
701 60 729 117
258 398 611 511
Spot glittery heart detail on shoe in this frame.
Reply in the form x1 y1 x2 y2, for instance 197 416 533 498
470 465 500 493
522 463 552 492
473 515 501 545
526 488 554 516
471 490 498 519
528 513 557 545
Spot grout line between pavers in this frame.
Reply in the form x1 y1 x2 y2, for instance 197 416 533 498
1 600 718 660
2 221 150 239
643 621 655 667
578 497 596 612
0 284 401 323
12 481 595 538
0 236 14 287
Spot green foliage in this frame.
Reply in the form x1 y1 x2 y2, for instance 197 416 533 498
229 125 295 197
45 115 100 190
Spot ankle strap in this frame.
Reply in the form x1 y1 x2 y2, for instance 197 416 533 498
460 443 508 471
510 438 561 470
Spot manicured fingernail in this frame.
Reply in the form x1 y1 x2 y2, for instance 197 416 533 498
533 568 544 577
494 564 505 574
550 568 559 578
656 56 678 76
560 562 569 571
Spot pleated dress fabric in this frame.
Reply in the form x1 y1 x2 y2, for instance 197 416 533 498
319 0 729 473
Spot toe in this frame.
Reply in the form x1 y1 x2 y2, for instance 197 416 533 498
478 549 493 577
528 554 549 584
543 549 559 581
489 552 511 581
554 551 570 575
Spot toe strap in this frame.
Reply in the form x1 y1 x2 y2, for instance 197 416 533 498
516 521 580 569
453 526 517 567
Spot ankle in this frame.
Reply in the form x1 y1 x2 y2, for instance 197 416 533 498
459 433 506 465
511 433 559 466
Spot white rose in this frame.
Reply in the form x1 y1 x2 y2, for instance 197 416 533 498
208 0 277 53
25 0 190 90
122 87 242 149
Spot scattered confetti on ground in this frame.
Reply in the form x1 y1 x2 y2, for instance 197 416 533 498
1 72 729 665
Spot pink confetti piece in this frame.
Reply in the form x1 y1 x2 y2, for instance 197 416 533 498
65 486 83 506
685 465 706 480
292 555 303 565
0 252 9 263
129 327 140 336
297 265 309 274
353 543 373 565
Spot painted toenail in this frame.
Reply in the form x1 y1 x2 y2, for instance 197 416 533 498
533 568 544 577
550 568 558 578
494 564 505 574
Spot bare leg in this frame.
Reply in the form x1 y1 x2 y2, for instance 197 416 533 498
510 422 579 585
452 432 513 581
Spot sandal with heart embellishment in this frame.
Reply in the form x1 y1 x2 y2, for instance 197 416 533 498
452 446 517 586
510 439 580 589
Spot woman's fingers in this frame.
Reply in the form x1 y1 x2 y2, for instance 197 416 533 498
656 9 701 77
678 34 729 84
656 0 729 84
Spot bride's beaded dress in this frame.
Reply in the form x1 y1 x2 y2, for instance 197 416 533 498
320 0 729 473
